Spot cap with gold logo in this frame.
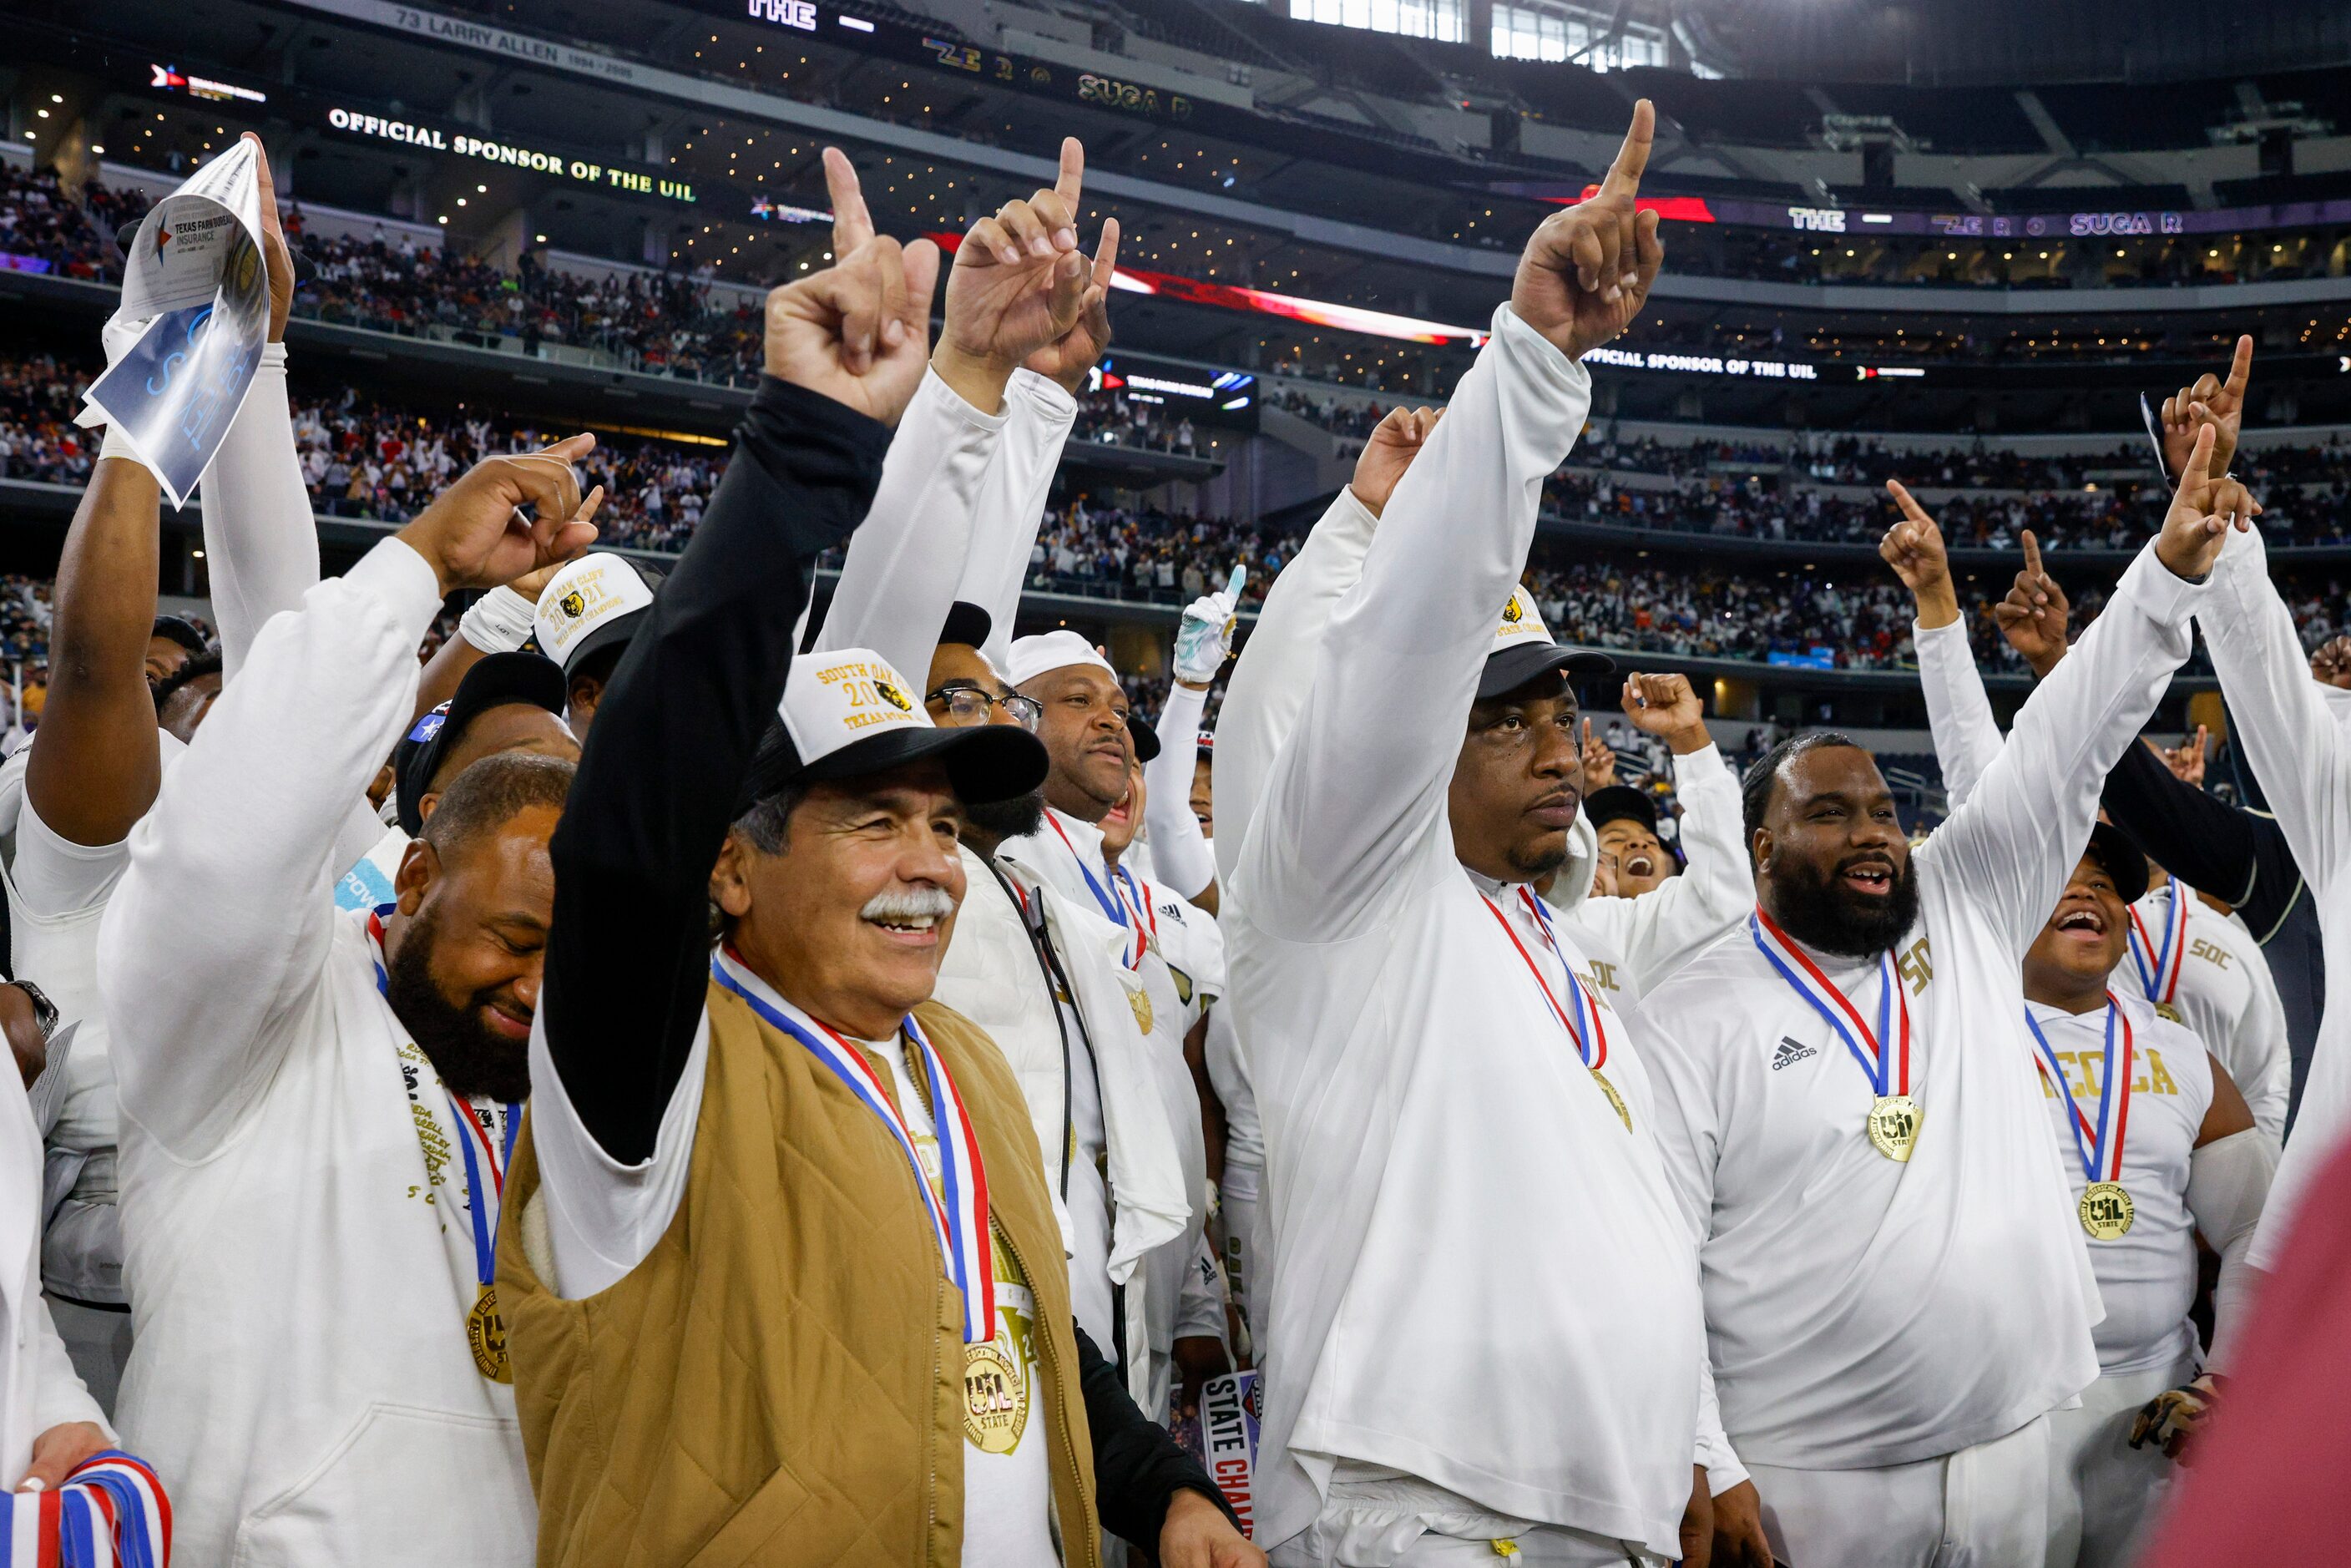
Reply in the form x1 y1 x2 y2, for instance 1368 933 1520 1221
735 647 1049 812
530 553 665 677
1477 584 1614 699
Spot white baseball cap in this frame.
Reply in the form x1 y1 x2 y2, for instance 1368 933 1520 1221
1478 584 1613 699
532 553 663 677
736 646 1049 808
1006 630 1117 689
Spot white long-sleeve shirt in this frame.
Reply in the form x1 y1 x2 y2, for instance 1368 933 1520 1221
815 367 1006 680
98 539 536 1566
2198 524 2351 1275
1556 741 1751 1004
3 345 346 1307
1142 678 1216 901
1640 541 2207 1475
1222 306 1710 1559
967 371 1076 673
1914 619 2292 1144
0 1038 109 1478
998 809 1220 1419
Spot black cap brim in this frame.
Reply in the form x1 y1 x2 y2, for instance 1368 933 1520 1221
939 600 993 650
1583 784 1659 832
2082 820 2151 907
802 722 1049 807
1478 642 1615 700
395 652 569 835
555 604 650 680
1127 715 1161 765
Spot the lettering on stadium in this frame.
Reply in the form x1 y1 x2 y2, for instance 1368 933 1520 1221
1581 347 1820 380
1077 73 1192 119
326 108 695 204
746 0 818 30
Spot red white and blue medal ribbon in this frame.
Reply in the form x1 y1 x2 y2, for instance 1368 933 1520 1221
1480 888 1608 1070
1749 908 1909 1098
711 948 994 1343
2025 994 2135 1186
0 1450 171 1568
1047 813 1145 970
450 1096 521 1297
2126 888 2187 1009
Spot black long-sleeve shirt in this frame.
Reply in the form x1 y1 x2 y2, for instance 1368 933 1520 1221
2101 738 2325 1125
538 373 1227 1544
544 374 887 1161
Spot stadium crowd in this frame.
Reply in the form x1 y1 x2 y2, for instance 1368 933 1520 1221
0 114 2345 1568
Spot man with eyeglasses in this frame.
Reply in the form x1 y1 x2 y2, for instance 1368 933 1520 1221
922 603 1198 1419
801 141 1202 1420
997 632 1233 1422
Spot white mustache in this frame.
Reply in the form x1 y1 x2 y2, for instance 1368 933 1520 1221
861 886 957 923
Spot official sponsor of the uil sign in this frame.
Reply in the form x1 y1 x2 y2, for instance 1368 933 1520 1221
326 107 695 204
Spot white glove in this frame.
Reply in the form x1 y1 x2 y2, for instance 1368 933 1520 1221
1172 564 1246 687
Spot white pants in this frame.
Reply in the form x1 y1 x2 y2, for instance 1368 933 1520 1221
2044 1358 2189 1568
1269 1473 1658 1567
1746 1414 2050 1568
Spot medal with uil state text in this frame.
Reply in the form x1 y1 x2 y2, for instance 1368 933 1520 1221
963 1338 1030 1454
2026 996 2140 1242
1480 888 1630 1132
2078 1180 2136 1241
1752 910 1920 1163
1865 1095 1923 1162
467 1284 512 1383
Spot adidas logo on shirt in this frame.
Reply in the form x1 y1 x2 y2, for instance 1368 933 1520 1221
1771 1037 1818 1071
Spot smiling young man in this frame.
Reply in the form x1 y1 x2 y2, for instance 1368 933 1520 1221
2014 824 2271 1568
1636 422 2255 1567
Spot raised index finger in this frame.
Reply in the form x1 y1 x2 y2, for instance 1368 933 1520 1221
1883 478 1931 527
2021 529 2043 579
1600 99 1655 199
822 147 874 257
1055 135 1084 210
2221 333 2253 403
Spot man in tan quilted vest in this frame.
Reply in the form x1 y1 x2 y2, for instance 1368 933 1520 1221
497 181 1258 1567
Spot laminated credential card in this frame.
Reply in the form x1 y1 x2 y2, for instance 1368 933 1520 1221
78 139 269 508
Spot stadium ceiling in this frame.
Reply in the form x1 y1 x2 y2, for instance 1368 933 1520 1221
1671 0 2351 85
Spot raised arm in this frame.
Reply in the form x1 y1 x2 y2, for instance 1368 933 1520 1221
197 135 316 680
1213 440 1404 887
817 145 1096 675
1883 483 2003 809
100 443 599 1158
27 448 163 850
1571 675 1750 999
1921 427 2240 954
969 198 1116 671
1144 568 1242 907
2200 517 2351 1277
540 239 928 1164
1239 106 1660 935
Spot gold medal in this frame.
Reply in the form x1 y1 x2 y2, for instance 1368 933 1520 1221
467 1283 511 1383
1125 983 1154 1034
963 1339 1029 1454
1590 1067 1632 1132
2079 1180 2135 1241
1866 1094 1922 1161
2155 1002 2183 1024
